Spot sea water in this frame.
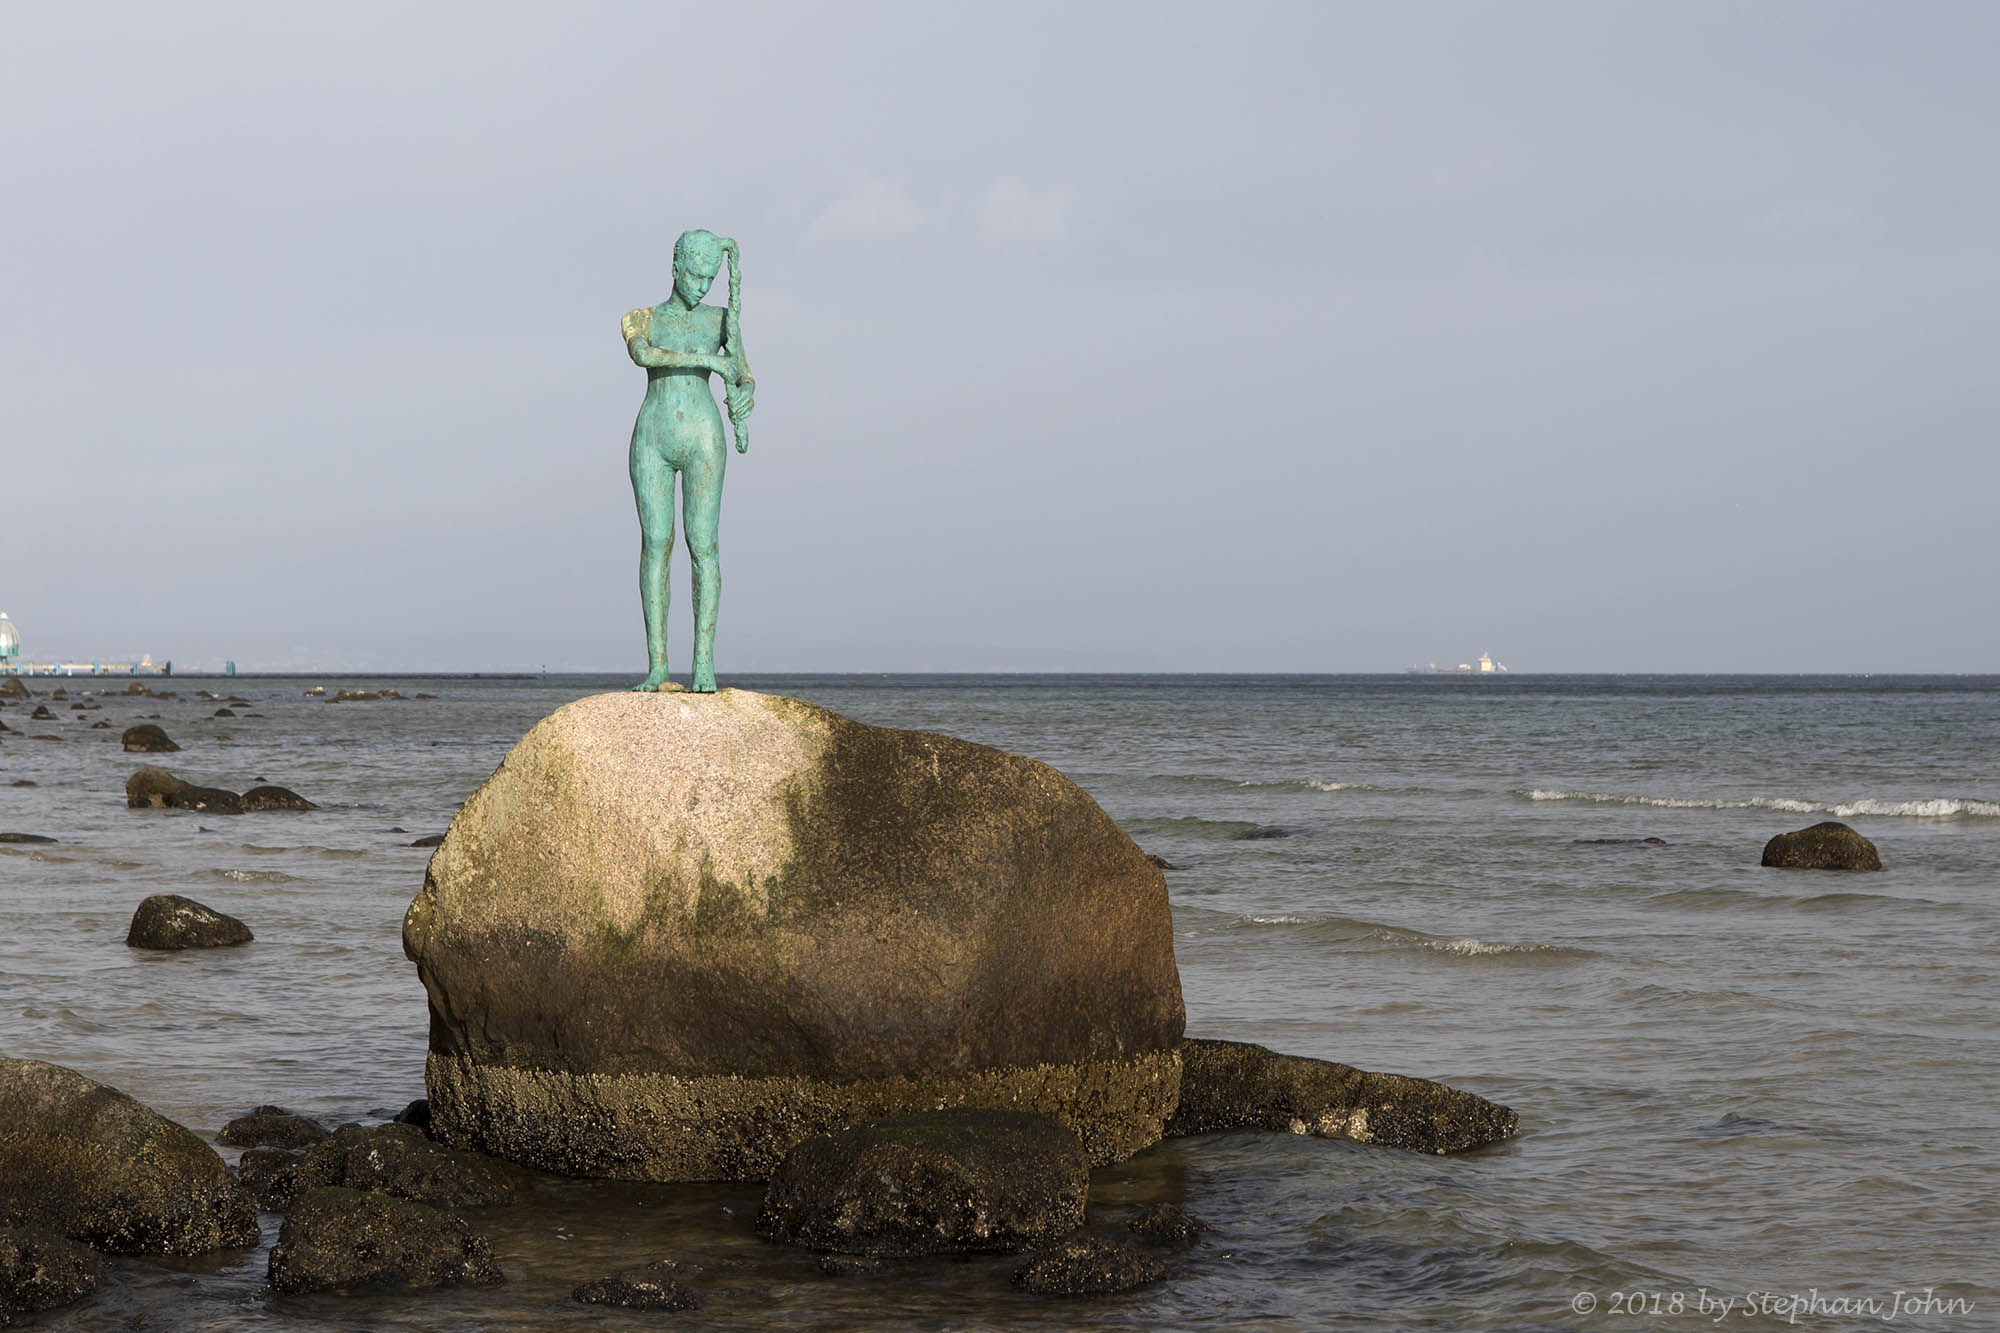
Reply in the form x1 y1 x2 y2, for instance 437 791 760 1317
1 674 1994 1330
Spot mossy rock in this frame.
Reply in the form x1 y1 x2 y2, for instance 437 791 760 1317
1761 821 1881 871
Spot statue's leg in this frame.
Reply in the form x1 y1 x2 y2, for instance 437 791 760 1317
682 450 725 693
631 448 678 692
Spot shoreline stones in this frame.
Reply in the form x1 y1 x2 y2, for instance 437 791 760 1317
0 1058 259 1255
1165 1038 1518 1155
406 690 1185 1181
757 1109 1089 1257
1011 1236 1166 1296
291 1123 514 1209
1761 821 1881 871
266 1187 502 1294
127 895 253 950
573 1262 702 1312
121 723 180 753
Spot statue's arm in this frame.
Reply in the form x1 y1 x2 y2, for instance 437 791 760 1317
620 307 732 373
724 323 755 417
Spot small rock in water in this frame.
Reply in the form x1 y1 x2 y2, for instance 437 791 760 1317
92 721 110 729
266 1187 503 1294
1761 821 1881 871
0 678 29 699
218 1106 329 1150
1144 853 1178 870
757 1109 1088 1256
0 833 57 844
236 1147 306 1211
127 895 253 950
1011 1236 1166 1296
388 826 406 834
573 1262 701 1312
0 1224 104 1319
9 781 35 788
126 767 242 814
30 706 53 720
1166 1037 1518 1154
392 1099 431 1133
409 833 446 848
213 707 236 718
239 785 317 812
1127 1202 1207 1245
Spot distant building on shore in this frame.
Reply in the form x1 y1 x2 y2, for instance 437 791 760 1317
0 614 19 668
0 614 171 677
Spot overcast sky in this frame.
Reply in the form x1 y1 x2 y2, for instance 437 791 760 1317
4 2 1994 673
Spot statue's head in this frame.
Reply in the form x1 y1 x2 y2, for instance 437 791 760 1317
673 229 725 306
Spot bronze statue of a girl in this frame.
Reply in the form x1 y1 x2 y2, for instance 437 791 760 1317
622 229 755 693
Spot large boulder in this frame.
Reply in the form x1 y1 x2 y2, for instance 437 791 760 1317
126 894 253 950
0 1059 259 1254
1761 821 1881 871
757 1109 1089 1256
1165 1038 1518 1154
404 690 1184 1181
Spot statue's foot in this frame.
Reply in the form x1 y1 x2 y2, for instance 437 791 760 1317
633 666 674 693
691 664 717 694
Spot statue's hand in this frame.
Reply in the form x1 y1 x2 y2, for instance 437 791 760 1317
726 379 755 421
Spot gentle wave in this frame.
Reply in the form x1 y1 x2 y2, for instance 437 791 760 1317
1199 909 1589 960
1121 816 1305 841
206 868 307 884
1073 771 1428 796
1521 789 2000 819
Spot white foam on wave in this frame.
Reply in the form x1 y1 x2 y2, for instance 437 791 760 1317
1521 789 2000 820
1247 914 1310 925
1423 937 1543 956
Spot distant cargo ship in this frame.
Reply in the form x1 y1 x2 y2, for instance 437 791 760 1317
1406 652 1508 675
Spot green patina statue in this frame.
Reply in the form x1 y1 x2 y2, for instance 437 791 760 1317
623 229 756 693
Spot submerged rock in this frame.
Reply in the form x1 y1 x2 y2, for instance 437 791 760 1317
1128 1202 1207 1245
406 690 1185 1181
239 785 317 812
0 833 57 845
126 895 253 950
1011 1236 1166 1296
218 1106 328 1150
573 1262 701 1312
266 1187 502 1294
0 1058 260 1254
1761 821 1881 871
0 1225 103 1321
292 1123 513 1208
757 1109 1088 1257
121 723 179 753
1165 1038 1518 1154
408 833 446 848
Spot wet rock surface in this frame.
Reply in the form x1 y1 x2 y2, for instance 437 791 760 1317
1166 1038 1518 1154
125 768 315 815
266 1187 502 1294
1128 1202 1207 1245
126 895 254 950
218 1107 328 1150
572 1261 702 1311
0 834 57 845
121 724 180 753
293 1123 513 1209
235 1148 305 1212
1761 820 1881 870
0 1058 259 1255
757 1109 1089 1257
0 1225 104 1322
1011 1236 1166 1296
